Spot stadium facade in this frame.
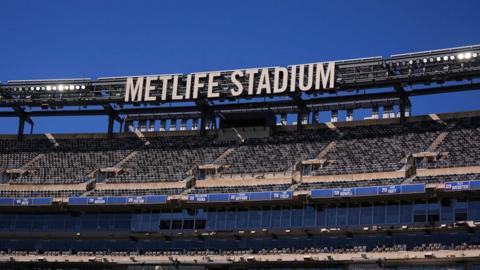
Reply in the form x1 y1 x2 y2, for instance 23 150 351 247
0 45 480 270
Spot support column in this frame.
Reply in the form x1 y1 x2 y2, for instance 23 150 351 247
296 110 304 132
200 115 207 136
395 84 410 124
17 116 25 141
399 100 406 123
198 101 211 136
292 93 306 132
107 114 115 138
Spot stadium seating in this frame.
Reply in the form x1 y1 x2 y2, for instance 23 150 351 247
427 117 480 169
0 189 83 198
190 184 291 194
218 130 335 175
90 188 184 196
297 178 403 190
314 121 445 175
0 137 51 170
0 115 479 194
9 137 141 184
413 173 480 184
105 136 229 183
3 242 480 256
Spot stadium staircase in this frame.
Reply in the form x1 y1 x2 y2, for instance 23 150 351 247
45 133 59 147
132 128 151 145
426 131 449 152
213 147 235 164
4 133 60 181
316 141 336 160
113 150 139 169
17 153 45 171
403 121 452 184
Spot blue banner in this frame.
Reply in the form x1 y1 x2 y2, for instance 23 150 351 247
401 183 425 193
332 188 355 197
68 195 167 205
355 186 378 197
31 197 53 205
445 180 480 191
378 185 401 195
229 193 250 201
0 198 14 206
0 197 52 206
145 195 167 204
187 191 293 203
310 184 425 199
470 180 480 190
187 194 208 202
271 191 293 200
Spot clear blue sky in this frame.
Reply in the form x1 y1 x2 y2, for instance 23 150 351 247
1 0 480 134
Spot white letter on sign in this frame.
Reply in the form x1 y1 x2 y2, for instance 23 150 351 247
193 73 207 99
158 75 172 101
144 76 158 101
315 62 335 90
273 67 288 94
289 65 297 92
125 77 144 102
299 64 314 91
245 69 258 95
256 68 271 95
207 72 221 98
230 70 244 97
171 75 183 100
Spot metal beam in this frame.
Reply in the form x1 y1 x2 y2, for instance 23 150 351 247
407 82 480 96
291 93 306 131
102 104 122 122
394 85 410 123
102 104 122 138
0 83 477 121
17 116 25 141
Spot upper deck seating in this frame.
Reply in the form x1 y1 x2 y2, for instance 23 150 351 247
11 137 141 184
105 136 229 183
219 130 336 175
1 115 479 187
0 138 51 170
427 117 480 169
314 121 445 175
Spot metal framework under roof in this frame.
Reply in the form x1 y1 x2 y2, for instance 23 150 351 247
1 45 480 139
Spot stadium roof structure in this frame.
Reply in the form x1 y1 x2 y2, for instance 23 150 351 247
1 44 480 139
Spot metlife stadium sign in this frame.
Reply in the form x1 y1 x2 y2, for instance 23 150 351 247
124 62 335 102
